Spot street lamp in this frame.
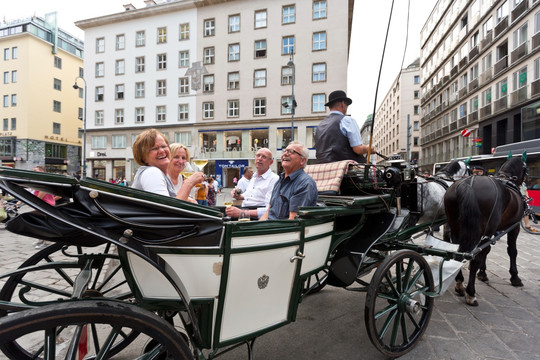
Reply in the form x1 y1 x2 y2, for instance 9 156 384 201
287 51 296 141
73 77 87 179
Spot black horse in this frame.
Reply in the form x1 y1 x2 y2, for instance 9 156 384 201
443 154 527 306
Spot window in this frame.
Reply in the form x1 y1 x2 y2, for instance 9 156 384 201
179 77 189 94
203 102 214 119
3 48 8 60
255 10 267 28
95 86 104 101
115 59 125 75
112 135 126 148
414 105 420 115
179 23 190 40
53 100 61 113
157 80 167 96
135 107 145 123
282 66 293 85
312 63 326 82
179 50 189 67
470 96 479 112
115 109 124 124
282 5 295 24
254 69 266 87
496 78 508 99
459 103 467 118
461 14 468 30
497 1 509 23
482 52 492 72
254 98 266 116
414 75 420 84
157 27 167 43
483 16 493 38
10 118 16 130
53 122 61 135
204 19 215 37
78 107 83 120
460 73 468 89
255 40 267 58
95 62 104 77
136 30 145 47
313 1 327 19
175 131 191 145
282 36 294 54
3 72 7 84
116 34 125 50
157 54 167 70
229 14 240 33
512 66 527 89
203 75 215 92
536 10 540 34
2 118 7 130
136 56 145 72
228 100 239 117
53 78 61 90
178 104 189 121
228 72 240 89
115 84 125 100
54 56 62 69
95 110 104 126
156 106 167 122
96 38 105 53
470 63 479 80
414 90 420 99
470 31 479 48
203 47 215 64
2 95 7 107
513 23 527 49
312 31 326 51
228 43 240 61
135 82 145 98
11 47 17 59
92 136 107 149
312 94 325 112
11 94 16 106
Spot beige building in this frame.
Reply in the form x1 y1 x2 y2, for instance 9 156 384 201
373 60 422 165
75 0 354 185
419 0 540 172
0 15 84 173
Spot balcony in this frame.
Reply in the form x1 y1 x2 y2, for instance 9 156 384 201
468 78 479 92
443 126 449 135
494 55 508 75
468 111 478 124
494 17 508 38
459 116 467 127
442 101 448 111
511 41 528 64
533 32 540 51
510 86 528 106
450 122 457 131
451 65 458 77
459 56 468 70
436 129 442 138
494 95 508 113
459 86 468 99
443 75 449 84
479 68 493 85
480 31 493 50
480 104 492 119
511 0 528 22
469 45 479 61
532 79 540 97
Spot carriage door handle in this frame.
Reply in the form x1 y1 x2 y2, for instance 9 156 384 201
290 250 305 263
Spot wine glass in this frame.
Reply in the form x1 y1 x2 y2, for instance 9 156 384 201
193 148 208 172
181 162 194 178
238 209 251 222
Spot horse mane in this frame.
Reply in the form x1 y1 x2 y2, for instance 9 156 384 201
497 157 525 184
436 160 462 176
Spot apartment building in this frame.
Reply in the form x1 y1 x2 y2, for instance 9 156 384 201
419 0 540 173
75 0 354 185
0 14 84 173
373 60 422 165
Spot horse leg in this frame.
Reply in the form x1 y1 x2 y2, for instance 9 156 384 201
443 225 451 242
476 245 491 282
507 229 522 287
454 269 466 297
464 247 490 306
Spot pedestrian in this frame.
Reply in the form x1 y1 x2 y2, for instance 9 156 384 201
207 177 216 206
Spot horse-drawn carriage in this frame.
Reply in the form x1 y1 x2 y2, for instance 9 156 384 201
0 157 521 359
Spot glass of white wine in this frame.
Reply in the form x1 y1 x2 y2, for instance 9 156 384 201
181 162 195 179
193 148 208 173
238 209 251 222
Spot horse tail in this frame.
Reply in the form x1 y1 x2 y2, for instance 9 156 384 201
456 183 483 253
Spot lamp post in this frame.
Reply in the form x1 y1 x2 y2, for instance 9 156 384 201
73 77 87 179
287 51 296 141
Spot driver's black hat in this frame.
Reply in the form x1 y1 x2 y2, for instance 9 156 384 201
325 90 353 107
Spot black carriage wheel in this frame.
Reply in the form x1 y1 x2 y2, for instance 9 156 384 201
364 250 434 358
0 243 137 360
521 213 540 235
302 268 328 295
0 300 193 360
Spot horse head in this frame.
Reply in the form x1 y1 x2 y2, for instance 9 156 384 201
435 160 470 180
497 151 527 185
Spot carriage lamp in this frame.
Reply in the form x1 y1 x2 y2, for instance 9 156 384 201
73 77 87 179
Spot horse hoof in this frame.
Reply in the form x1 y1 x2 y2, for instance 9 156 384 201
465 294 478 306
477 271 489 282
454 284 465 297
510 278 523 287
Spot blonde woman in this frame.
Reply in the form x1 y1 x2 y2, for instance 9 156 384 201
168 143 199 203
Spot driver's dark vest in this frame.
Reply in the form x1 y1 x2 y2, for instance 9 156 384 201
315 113 366 164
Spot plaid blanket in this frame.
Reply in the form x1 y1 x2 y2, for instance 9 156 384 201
305 160 357 194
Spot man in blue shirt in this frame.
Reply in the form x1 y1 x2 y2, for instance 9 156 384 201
315 90 374 164
261 142 318 220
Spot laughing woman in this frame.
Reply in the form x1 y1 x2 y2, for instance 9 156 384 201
131 129 203 200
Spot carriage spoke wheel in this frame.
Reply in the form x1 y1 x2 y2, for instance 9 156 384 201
0 243 136 360
0 300 193 360
364 250 434 358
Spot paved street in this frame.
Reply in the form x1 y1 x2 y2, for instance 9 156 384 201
0 196 538 359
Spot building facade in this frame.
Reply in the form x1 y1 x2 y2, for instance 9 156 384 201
419 0 540 172
373 60 422 165
76 0 354 185
0 15 84 173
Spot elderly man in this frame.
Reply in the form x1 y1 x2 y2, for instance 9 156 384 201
315 90 374 164
226 148 279 219
261 142 318 220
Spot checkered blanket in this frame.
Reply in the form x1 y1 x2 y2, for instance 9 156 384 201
305 160 358 194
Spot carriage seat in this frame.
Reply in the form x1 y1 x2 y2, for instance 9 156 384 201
304 160 357 195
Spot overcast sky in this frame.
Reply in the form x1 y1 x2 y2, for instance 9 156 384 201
5 0 438 125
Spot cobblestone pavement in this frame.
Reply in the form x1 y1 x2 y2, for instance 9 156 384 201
0 196 538 359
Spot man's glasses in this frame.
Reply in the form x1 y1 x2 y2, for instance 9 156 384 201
283 148 304 158
150 145 168 152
